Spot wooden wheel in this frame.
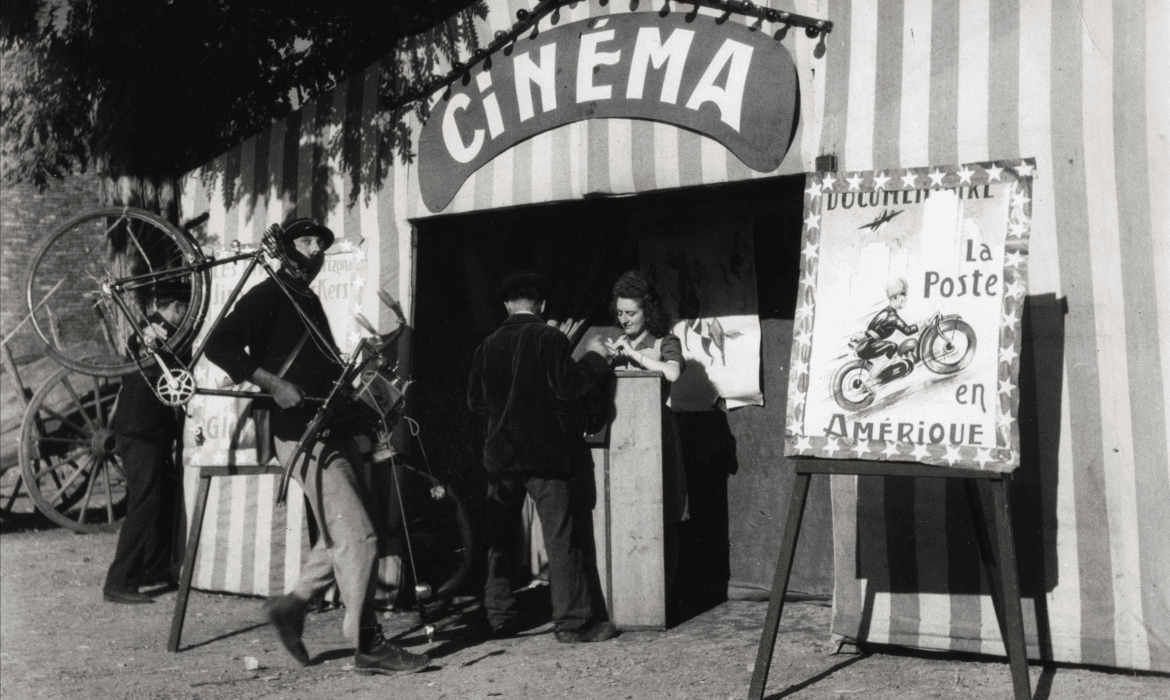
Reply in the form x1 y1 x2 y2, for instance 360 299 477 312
19 367 126 533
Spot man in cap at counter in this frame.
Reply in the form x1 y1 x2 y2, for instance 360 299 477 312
467 270 618 643
205 218 428 674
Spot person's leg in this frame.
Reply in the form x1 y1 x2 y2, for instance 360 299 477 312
275 438 378 644
138 448 177 586
858 339 897 391
104 437 163 601
309 438 380 644
525 473 594 633
482 474 527 630
273 437 425 674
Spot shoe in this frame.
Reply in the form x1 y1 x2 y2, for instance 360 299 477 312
554 620 618 643
354 631 429 675
264 594 310 666
103 588 153 605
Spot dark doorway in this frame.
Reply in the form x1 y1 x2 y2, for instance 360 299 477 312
409 174 821 613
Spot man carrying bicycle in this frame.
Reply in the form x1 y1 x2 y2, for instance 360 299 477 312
204 218 427 674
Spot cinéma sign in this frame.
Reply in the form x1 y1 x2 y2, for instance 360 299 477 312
785 160 1036 472
418 13 799 211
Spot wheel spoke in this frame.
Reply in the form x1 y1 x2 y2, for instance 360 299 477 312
99 457 115 524
77 457 98 524
60 376 98 432
37 405 90 438
3 472 25 511
45 457 91 506
125 225 156 276
92 376 108 425
32 448 88 479
35 436 90 446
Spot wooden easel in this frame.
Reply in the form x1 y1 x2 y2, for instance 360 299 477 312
748 460 1031 700
169 464 281 652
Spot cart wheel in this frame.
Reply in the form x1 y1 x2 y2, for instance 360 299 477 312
19 367 126 533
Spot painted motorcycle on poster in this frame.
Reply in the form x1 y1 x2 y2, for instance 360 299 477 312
831 312 977 411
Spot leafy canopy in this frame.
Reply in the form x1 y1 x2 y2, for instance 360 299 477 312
1 0 483 190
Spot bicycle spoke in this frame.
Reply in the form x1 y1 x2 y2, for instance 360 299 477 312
60 376 98 432
125 226 156 276
95 299 122 355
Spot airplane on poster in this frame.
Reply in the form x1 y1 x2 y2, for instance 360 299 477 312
858 208 904 233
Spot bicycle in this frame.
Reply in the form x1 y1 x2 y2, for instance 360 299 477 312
24 206 474 614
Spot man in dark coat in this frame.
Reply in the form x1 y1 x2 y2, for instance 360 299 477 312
467 271 617 643
103 288 188 604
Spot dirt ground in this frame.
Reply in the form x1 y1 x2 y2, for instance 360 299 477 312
2 526 1167 700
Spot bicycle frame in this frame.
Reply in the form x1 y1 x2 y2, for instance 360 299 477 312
104 232 342 405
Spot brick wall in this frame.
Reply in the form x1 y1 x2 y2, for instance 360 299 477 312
1 174 103 363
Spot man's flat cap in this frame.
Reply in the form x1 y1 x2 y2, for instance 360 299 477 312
281 217 335 250
496 270 550 301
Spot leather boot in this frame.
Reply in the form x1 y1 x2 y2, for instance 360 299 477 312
264 594 310 666
354 625 428 675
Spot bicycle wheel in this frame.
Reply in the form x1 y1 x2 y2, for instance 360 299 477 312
19 367 127 533
26 206 209 377
382 462 476 609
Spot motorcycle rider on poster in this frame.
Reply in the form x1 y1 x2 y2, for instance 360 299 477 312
852 278 917 393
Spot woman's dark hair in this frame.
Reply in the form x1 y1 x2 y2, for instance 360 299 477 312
610 270 673 337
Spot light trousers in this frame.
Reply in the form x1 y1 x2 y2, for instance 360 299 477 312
275 436 378 644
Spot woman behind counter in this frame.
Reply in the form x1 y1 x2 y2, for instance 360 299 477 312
605 270 689 603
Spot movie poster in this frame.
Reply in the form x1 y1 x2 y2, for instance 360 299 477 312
785 160 1034 472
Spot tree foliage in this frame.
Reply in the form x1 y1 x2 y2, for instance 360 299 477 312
0 0 483 195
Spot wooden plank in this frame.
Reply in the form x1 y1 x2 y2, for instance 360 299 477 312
607 372 665 629
591 445 611 620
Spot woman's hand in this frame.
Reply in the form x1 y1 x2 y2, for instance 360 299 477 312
605 336 637 362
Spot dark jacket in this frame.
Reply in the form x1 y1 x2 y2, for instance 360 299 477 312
204 276 342 442
467 314 610 473
110 369 179 443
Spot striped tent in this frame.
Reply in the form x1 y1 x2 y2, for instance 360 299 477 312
180 0 1169 671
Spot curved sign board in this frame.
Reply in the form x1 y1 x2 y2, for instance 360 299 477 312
418 13 799 212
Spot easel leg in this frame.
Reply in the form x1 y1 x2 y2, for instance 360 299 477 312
965 477 1031 699
991 479 1032 700
963 480 1007 632
748 472 811 700
168 474 211 652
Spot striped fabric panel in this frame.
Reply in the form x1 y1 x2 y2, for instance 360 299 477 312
822 0 1169 672
178 0 1169 671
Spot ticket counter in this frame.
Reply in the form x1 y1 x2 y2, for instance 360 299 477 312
590 370 666 630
